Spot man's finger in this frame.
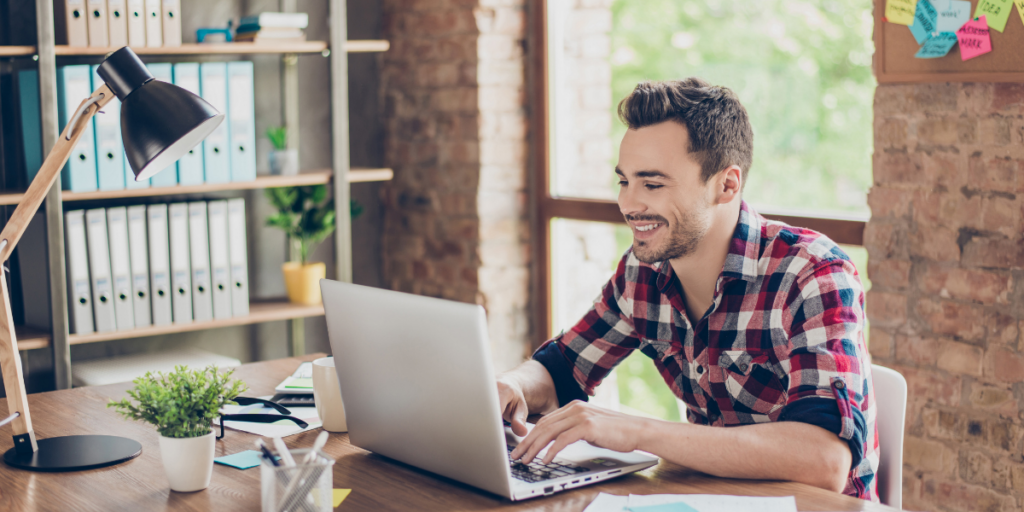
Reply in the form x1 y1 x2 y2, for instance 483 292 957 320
510 401 529 437
542 426 585 465
512 414 578 462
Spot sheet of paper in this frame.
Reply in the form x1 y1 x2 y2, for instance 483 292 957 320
915 32 959 57
886 0 918 25
936 0 972 31
628 503 700 512
285 377 314 389
975 0 1014 31
215 401 323 438
956 16 993 60
214 450 265 470
333 489 351 507
625 494 798 512
583 493 630 512
910 0 940 43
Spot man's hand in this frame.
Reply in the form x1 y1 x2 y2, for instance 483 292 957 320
509 401 648 465
497 376 530 437
495 360 561 437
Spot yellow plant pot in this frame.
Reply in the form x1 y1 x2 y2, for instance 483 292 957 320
282 262 326 305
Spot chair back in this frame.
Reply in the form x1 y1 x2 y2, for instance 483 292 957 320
871 364 907 509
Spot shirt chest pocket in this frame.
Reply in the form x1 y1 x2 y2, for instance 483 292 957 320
716 349 787 416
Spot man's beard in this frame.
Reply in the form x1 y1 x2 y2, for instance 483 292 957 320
628 207 710 264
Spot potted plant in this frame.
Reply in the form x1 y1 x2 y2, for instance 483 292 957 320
108 365 247 492
265 185 344 305
267 126 298 176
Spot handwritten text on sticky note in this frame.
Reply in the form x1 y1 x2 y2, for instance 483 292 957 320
937 0 972 31
1013 0 1024 29
915 32 959 58
911 0 940 43
957 16 993 60
887 0 918 25
975 0 1014 32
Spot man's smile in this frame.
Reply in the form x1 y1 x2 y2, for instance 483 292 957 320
631 221 663 240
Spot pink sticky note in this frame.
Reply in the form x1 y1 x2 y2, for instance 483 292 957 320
957 16 993 60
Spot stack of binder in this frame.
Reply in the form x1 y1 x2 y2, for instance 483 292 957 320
65 199 251 335
17 62 256 192
54 0 181 48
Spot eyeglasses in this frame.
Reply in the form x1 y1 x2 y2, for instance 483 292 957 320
216 397 309 440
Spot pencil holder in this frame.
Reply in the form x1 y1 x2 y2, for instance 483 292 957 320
260 448 335 512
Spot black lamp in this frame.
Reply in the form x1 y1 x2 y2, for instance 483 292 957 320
0 47 223 471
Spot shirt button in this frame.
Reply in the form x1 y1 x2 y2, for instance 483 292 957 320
696 365 704 375
834 380 846 390
738 363 748 373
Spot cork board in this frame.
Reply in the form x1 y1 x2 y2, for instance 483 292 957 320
874 0 1024 82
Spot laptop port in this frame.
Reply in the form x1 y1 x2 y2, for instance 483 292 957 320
571 480 579 484
543 486 554 495
585 477 592 482
609 470 621 475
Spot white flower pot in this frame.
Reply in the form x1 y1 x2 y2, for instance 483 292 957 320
158 431 215 492
269 149 299 176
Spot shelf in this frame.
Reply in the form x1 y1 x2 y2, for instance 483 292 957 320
67 300 325 346
0 46 35 57
0 168 392 205
15 326 51 351
45 40 388 56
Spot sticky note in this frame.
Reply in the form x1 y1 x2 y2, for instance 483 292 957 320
214 450 265 470
285 377 313 389
333 489 351 507
910 0 940 43
627 503 701 512
915 32 959 58
975 0 1014 31
937 0 972 31
1017 0 1024 29
886 0 918 25
957 16 993 60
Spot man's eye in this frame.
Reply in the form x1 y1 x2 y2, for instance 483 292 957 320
644 184 663 190
618 180 628 186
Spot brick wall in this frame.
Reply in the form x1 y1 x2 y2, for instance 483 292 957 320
867 83 1024 511
380 0 531 371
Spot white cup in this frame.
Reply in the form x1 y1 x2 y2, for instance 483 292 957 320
312 357 347 432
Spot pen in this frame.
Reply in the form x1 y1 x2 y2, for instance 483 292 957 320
300 431 330 465
256 440 280 467
272 436 296 467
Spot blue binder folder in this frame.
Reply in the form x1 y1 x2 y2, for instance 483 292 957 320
17 70 43 183
91 65 126 191
56 65 99 192
172 63 205 185
147 63 179 188
227 61 256 182
199 62 231 183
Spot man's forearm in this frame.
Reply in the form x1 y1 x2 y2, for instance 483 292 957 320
637 418 852 493
499 360 560 416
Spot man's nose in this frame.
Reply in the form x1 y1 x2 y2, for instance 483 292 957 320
618 185 645 218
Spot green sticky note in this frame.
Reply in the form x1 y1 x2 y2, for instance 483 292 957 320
285 377 313 389
214 450 265 470
886 0 917 25
976 0 1014 31
333 489 351 507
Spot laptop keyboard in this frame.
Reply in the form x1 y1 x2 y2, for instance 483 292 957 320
507 445 592 483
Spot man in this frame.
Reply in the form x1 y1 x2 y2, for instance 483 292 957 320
498 78 877 501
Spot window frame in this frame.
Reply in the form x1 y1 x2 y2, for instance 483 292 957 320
528 0 867 345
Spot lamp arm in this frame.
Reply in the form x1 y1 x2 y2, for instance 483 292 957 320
0 84 112 452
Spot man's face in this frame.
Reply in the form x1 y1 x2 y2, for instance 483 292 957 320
616 121 714 263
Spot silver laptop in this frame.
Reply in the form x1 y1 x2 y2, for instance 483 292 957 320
320 279 659 501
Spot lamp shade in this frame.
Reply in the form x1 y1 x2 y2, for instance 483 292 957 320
97 47 224 181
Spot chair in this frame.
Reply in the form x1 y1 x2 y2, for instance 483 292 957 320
872 364 907 509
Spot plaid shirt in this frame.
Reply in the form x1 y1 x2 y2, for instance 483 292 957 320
533 201 878 501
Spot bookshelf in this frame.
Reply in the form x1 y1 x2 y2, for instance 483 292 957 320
2 1 382 390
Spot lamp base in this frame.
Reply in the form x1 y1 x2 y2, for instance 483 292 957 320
3 435 142 471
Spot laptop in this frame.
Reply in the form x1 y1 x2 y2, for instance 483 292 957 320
320 279 659 501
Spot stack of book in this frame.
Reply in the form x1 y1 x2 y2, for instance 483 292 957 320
235 12 308 43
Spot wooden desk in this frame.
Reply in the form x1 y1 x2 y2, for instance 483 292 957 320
0 355 897 511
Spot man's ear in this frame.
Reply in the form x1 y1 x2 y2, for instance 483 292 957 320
714 165 742 205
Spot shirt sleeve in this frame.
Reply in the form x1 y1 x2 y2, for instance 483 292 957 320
531 251 643 406
778 259 869 470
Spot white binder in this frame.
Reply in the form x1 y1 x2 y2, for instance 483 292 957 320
188 202 213 322
107 0 129 47
227 198 249 317
85 208 117 332
147 204 173 326
106 207 135 331
55 0 90 47
126 0 146 46
144 0 162 47
161 0 181 46
227 61 256 181
127 205 151 327
168 203 192 323
207 200 232 319
86 0 109 47
64 210 95 334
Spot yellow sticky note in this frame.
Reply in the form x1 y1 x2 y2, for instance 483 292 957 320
886 0 917 25
333 489 351 507
976 0 1014 32
1014 0 1024 28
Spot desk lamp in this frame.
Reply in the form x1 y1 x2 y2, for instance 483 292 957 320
0 47 223 471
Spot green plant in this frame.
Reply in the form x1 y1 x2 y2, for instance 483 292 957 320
266 185 366 264
108 365 247 438
267 126 288 151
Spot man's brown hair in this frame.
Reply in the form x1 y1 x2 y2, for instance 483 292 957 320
617 78 754 184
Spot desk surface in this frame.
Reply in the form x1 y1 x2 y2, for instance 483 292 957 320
0 355 898 511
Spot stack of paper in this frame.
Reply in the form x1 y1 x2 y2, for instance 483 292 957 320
583 493 798 512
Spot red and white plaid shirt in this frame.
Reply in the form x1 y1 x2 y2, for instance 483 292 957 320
533 201 878 501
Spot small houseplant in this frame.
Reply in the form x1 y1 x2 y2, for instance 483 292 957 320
267 126 298 176
108 365 247 492
265 184 342 305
